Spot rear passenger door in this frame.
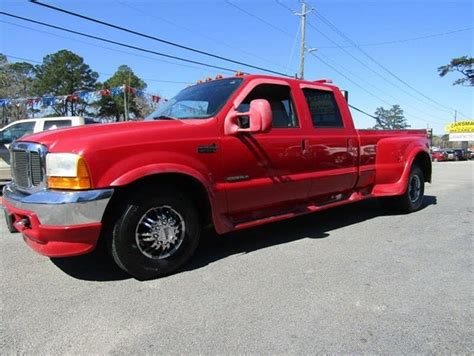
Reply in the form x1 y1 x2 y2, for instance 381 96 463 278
300 85 359 200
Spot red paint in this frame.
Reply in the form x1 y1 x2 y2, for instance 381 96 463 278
9 74 430 257
2 199 101 257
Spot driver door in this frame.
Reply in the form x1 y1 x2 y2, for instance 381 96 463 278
220 81 312 220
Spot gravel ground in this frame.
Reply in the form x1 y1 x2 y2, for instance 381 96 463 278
1 162 473 354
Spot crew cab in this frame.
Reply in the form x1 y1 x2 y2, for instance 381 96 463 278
2 75 431 279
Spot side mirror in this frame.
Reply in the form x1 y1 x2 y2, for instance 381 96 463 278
224 99 272 136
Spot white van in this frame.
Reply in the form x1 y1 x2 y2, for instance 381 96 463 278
0 117 97 182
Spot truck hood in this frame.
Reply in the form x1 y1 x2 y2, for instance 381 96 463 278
21 119 216 154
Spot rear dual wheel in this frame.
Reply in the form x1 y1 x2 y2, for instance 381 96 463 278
380 165 425 213
109 189 200 280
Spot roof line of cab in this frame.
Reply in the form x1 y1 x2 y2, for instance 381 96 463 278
194 72 335 88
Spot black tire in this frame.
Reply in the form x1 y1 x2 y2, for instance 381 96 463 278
380 165 425 213
110 189 200 280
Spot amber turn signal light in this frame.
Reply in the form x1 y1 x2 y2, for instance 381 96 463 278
47 157 91 190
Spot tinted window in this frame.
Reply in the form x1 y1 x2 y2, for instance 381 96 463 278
1 122 35 143
238 84 299 128
303 89 343 128
44 120 72 130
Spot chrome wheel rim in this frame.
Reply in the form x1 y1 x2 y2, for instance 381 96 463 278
409 175 421 203
135 206 185 259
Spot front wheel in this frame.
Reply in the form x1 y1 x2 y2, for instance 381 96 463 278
380 165 425 213
110 189 200 280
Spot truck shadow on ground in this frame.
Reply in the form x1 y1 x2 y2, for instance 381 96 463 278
51 195 437 281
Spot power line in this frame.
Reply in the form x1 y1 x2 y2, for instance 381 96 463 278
275 1 448 122
318 27 473 49
307 54 390 121
0 12 246 74
29 0 291 77
276 0 469 121
348 104 378 120
2 54 41 64
0 19 216 74
315 52 444 124
274 1 443 124
227 0 430 124
305 22 447 123
3 53 192 84
3 16 435 123
115 0 291 73
312 9 463 116
225 0 294 38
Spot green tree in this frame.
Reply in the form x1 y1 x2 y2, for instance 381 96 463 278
373 105 410 130
0 54 36 125
33 50 99 116
438 56 473 86
96 65 148 121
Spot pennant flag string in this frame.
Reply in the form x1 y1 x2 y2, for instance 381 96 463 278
0 85 163 108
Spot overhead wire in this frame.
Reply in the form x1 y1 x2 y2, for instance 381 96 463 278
274 0 451 124
306 22 444 122
10 1 468 123
307 52 432 123
225 0 294 38
0 12 246 74
2 53 192 84
115 0 292 73
348 104 378 120
286 22 300 73
229 0 428 123
318 27 473 49
0 19 218 74
312 8 466 116
29 0 292 77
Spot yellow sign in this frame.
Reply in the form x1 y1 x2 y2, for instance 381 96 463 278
445 120 474 133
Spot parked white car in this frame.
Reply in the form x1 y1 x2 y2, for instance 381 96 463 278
0 117 97 182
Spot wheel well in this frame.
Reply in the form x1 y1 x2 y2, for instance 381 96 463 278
103 173 213 227
413 152 432 183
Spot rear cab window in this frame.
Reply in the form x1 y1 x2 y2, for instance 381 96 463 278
302 88 344 128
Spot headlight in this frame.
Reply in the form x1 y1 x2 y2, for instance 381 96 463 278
46 153 91 190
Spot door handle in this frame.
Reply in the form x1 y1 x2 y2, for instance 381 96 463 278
302 139 310 155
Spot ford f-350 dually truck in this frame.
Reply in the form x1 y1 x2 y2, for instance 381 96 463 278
2 74 431 279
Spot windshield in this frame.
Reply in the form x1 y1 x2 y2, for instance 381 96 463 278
146 78 243 120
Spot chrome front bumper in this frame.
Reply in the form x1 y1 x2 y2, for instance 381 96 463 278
2 184 113 226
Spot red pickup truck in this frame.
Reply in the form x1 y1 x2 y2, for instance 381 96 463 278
2 74 431 279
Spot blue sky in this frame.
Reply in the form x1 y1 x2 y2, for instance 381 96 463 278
1 0 472 134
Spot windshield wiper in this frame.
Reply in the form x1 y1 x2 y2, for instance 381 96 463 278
153 115 178 121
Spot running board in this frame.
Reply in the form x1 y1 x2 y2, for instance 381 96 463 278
232 191 371 231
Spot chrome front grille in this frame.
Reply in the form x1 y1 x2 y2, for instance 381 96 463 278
30 152 43 185
10 142 47 193
12 150 29 187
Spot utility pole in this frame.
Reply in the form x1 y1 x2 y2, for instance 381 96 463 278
123 83 128 122
295 1 313 79
454 110 457 123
